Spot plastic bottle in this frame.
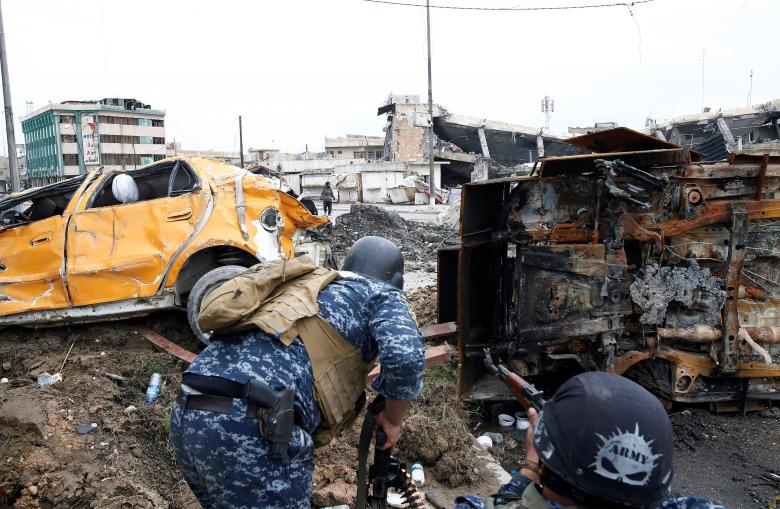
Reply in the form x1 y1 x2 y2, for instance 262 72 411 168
410 463 425 487
145 373 162 405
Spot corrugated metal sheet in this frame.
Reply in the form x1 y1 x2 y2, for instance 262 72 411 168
694 133 728 162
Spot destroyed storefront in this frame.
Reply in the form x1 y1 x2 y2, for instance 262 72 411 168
442 128 780 409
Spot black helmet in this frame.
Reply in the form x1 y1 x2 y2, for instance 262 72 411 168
341 236 404 289
533 372 674 508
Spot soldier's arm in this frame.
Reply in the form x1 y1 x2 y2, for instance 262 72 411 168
367 289 424 401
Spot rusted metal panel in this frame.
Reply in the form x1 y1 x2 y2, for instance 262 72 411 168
565 127 684 153
539 148 693 177
419 322 457 341
136 326 197 364
721 208 749 373
754 153 770 201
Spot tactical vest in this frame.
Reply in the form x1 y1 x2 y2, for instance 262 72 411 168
196 255 373 446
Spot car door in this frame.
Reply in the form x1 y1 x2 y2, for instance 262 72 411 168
0 174 95 316
0 215 70 316
66 163 209 306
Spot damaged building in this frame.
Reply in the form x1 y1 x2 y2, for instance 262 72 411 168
649 99 780 161
378 96 583 187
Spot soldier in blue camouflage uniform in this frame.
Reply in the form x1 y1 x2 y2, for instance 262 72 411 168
169 236 423 509
453 373 731 509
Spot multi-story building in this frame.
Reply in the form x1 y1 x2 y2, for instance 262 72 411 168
21 98 165 186
324 135 385 160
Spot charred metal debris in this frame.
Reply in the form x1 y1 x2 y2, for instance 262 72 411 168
440 128 780 409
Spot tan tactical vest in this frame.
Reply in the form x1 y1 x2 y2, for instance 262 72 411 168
197 255 373 446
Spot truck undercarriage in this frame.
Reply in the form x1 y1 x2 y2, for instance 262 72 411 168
440 129 780 410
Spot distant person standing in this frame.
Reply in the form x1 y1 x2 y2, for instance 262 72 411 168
321 182 334 216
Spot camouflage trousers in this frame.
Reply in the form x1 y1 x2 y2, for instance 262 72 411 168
169 391 315 509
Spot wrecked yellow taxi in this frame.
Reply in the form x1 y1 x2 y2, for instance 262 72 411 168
0 157 329 341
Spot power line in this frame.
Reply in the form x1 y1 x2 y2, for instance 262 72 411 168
362 0 654 12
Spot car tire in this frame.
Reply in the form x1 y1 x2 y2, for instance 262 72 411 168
187 265 247 345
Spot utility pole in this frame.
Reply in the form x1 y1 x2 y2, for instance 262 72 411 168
541 95 555 132
238 115 244 168
426 0 435 206
0 0 19 193
700 48 706 113
747 70 753 107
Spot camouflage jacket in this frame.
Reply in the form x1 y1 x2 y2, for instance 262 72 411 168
184 275 424 433
454 473 730 509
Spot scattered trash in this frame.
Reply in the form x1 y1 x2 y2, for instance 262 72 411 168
145 373 162 405
37 372 63 385
124 405 138 414
105 373 128 383
497 414 515 427
482 431 503 444
477 435 493 449
387 492 405 508
76 424 96 434
1 360 11 370
410 463 425 487
91 422 98 428
0 378 8 384
516 418 530 430
58 340 76 372
27 485 38 496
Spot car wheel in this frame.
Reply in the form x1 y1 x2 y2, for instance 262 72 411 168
187 265 247 345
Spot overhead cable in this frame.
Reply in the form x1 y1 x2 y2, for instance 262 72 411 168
361 0 655 12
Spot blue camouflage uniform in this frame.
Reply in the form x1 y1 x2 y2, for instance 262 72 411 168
169 275 424 509
453 473 730 509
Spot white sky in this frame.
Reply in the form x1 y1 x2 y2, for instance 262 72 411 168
2 0 778 154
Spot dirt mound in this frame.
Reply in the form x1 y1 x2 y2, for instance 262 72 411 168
0 314 200 509
395 367 479 488
408 285 438 328
331 204 454 263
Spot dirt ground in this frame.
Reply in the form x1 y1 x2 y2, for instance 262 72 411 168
0 314 200 509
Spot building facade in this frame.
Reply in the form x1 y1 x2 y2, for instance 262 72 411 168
21 98 165 186
324 135 385 160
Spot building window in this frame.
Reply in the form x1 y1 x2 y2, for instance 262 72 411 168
63 154 79 166
153 137 165 144
60 115 75 125
152 119 164 127
61 134 77 143
354 151 366 158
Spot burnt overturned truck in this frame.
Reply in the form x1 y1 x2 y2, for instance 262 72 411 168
439 128 780 410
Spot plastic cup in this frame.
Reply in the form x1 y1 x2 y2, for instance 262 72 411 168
497 413 515 427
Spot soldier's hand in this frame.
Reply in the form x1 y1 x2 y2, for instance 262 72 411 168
375 411 402 451
521 407 541 483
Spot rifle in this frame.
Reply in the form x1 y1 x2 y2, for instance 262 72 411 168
355 396 422 509
482 348 546 412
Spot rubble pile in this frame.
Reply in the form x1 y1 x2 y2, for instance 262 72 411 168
330 204 454 265
407 285 438 328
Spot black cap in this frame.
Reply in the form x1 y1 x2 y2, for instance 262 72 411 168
341 236 404 289
533 372 673 508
